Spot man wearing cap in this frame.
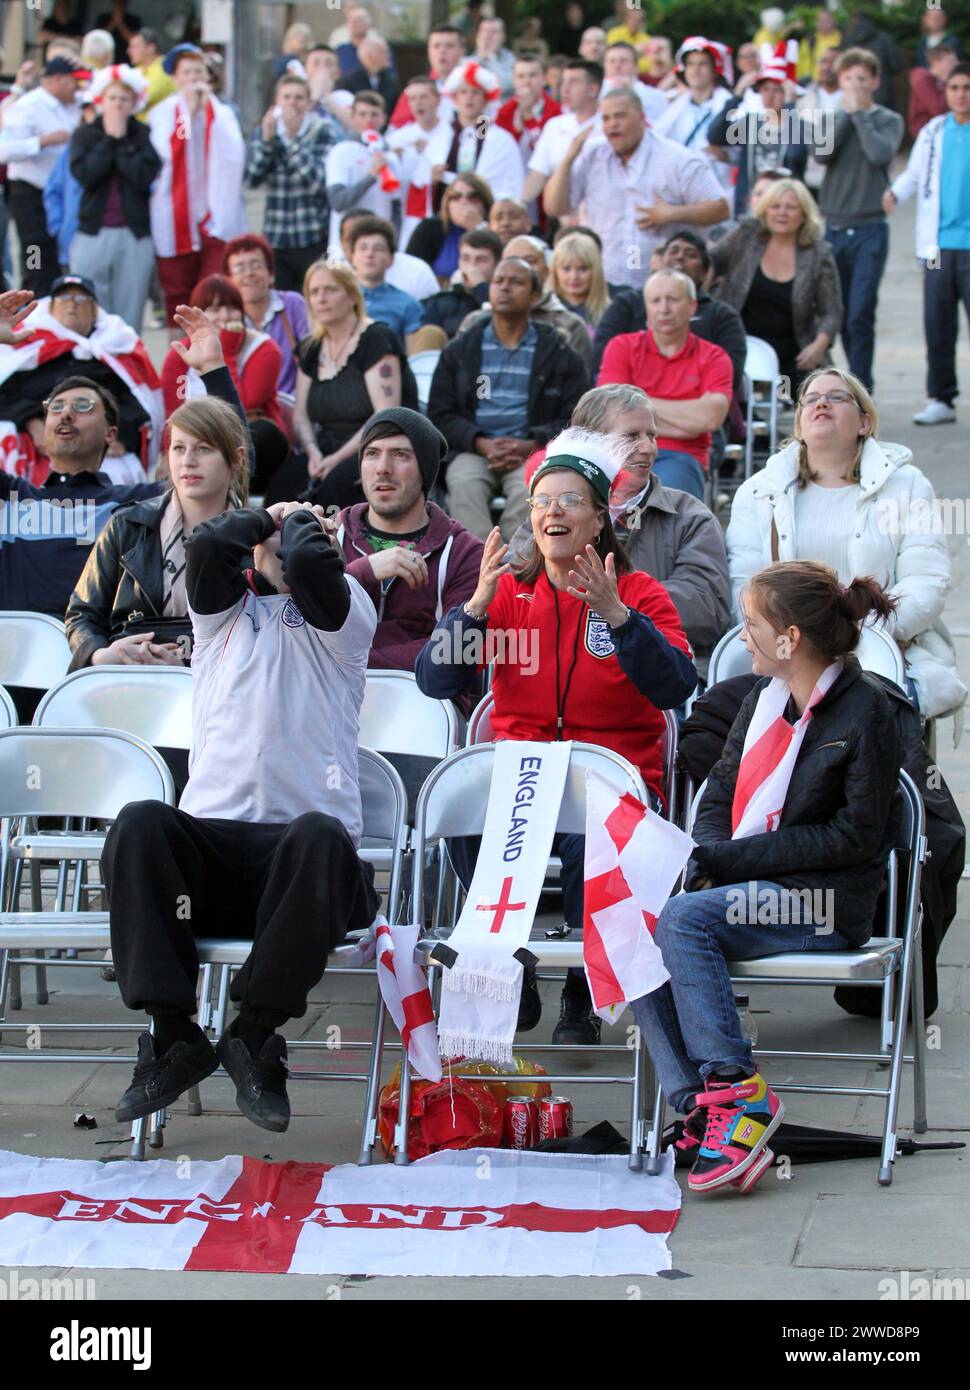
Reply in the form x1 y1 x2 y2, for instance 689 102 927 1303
0 57 84 296
708 50 810 216
424 59 525 204
148 45 246 336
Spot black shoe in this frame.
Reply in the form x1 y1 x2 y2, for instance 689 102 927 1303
551 984 602 1046
115 1030 218 1123
516 964 542 1032
216 1032 290 1132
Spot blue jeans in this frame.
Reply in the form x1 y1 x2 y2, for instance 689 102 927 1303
826 221 889 391
653 449 706 501
631 882 851 1112
923 248 970 406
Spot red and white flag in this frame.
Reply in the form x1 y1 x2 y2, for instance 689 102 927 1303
148 93 246 258
583 771 695 1023
0 1147 680 1277
373 917 442 1083
731 663 841 840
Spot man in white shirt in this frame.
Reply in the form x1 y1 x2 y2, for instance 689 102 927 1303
388 77 452 246
654 38 735 196
426 59 524 202
524 58 603 212
0 57 82 295
325 91 403 253
104 498 380 1136
336 209 439 301
603 41 671 123
544 88 729 290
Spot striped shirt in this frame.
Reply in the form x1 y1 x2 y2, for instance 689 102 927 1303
474 322 537 439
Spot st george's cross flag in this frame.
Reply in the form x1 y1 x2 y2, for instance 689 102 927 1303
373 917 442 1082
0 1148 681 1277
583 771 695 1023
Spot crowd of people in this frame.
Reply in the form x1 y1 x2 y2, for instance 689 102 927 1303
0 3 967 1194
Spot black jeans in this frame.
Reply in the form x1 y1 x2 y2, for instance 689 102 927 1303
102 803 379 1026
7 179 60 297
826 221 889 391
924 249 970 406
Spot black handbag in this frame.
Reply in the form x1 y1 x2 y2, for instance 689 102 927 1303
110 612 193 665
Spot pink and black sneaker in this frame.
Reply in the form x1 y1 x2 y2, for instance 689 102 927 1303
687 1073 784 1194
675 1097 776 1192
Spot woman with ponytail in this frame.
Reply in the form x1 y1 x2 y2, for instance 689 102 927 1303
632 560 903 1197
726 368 967 725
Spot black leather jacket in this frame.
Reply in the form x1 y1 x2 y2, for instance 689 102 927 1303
688 660 902 945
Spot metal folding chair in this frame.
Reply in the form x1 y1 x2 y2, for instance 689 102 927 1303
0 685 17 730
742 335 781 478
34 666 194 749
644 769 928 1185
402 741 657 1169
0 611 71 697
708 622 907 693
407 349 442 413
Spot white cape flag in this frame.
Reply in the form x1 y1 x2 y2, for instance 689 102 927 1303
583 770 695 1023
373 917 442 1082
0 1148 680 1277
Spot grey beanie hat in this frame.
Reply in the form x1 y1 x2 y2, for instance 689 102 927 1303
358 407 448 494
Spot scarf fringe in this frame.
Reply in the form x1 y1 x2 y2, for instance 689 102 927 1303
442 967 520 1002
436 1030 515 1065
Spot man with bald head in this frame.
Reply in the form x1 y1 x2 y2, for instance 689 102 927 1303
339 36 400 111
597 268 732 499
456 233 593 371
544 88 729 290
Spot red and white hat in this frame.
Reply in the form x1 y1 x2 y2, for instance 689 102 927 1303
87 63 150 112
675 36 734 88
755 40 800 89
442 59 502 100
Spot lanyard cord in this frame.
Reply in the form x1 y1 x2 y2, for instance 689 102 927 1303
553 586 583 739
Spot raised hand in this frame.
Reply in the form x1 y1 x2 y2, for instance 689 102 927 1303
566 546 628 627
170 305 225 375
468 526 512 615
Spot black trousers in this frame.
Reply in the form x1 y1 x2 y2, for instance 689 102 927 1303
924 249 970 406
102 803 379 1026
274 241 327 294
7 180 60 297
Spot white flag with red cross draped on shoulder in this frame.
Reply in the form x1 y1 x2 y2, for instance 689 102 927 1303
583 770 695 1024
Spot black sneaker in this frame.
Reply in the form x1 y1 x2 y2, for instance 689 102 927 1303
216 1032 290 1132
115 1030 218 1123
516 964 542 1032
551 984 602 1045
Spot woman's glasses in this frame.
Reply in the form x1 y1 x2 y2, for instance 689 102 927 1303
801 390 859 407
528 492 588 512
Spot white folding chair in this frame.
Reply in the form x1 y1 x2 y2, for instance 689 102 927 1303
0 611 71 693
408 349 442 413
706 623 753 687
644 769 928 1185
34 666 194 749
709 621 908 694
401 741 657 1169
359 670 458 762
743 336 781 478
0 685 17 729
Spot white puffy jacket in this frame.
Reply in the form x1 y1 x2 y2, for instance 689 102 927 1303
726 437 968 721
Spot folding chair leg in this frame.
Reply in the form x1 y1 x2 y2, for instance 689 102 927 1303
357 993 387 1165
8 954 22 1011
645 1078 666 1177
34 963 49 1007
186 1085 203 1117
911 915 928 1134
394 1055 413 1165
130 1115 147 1161
149 1108 166 1149
628 1030 647 1171
212 965 232 1039
879 923 919 1185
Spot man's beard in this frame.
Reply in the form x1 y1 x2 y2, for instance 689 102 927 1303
369 485 423 522
45 430 104 470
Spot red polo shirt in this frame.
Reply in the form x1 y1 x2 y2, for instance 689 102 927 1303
597 328 733 469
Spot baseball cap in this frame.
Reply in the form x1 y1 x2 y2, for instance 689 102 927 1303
44 57 86 78
50 274 97 301
162 43 205 76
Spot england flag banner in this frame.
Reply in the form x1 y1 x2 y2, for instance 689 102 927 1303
436 741 571 1064
374 917 442 1082
583 771 695 1023
0 1148 681 1277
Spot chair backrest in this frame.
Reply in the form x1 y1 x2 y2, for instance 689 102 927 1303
706 623 751 687
358 745 409 911
408 350 441 410
0 685 17 730
359 670 458 759
856 623 907 689
34 666 195 749
0 612 71 690
744 335 780 387
465 690 495 746
0 727 175 820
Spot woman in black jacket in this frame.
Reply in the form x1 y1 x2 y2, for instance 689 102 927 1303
65 307 250 670
68 64 161 332
631 561 902 1197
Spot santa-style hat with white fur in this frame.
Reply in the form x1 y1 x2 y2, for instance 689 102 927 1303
442 59 502 100
529 428 626 505
87 63 150 112
755 39 800 89
675 36 735 87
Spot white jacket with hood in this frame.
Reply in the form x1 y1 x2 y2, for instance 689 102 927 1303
726 436 968 723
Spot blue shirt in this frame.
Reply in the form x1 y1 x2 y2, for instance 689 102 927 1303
474 322 537 439
361 283 424 343
939 115 970 251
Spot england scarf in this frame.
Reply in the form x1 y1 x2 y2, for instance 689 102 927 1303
149 94 246 258
374 917 441 1082
436 740 571 1063
732 662 842 839
583 771 694 1023
0 300 164 453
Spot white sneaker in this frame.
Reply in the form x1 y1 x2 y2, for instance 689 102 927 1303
912 400 957 425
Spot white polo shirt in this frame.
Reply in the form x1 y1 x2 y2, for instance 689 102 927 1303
0 86 82 190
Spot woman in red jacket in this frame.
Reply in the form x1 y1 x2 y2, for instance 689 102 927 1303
416 427 697 1045
162 275 284 433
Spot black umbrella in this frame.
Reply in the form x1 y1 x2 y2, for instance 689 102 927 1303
664 1120 965 1167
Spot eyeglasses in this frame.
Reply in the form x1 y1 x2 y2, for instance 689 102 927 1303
528 492 588 511
53 294 94 306
801 390 859 407
44 396 98 414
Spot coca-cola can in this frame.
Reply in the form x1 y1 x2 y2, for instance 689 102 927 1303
538 1096 574 1142
503 1095 538 1149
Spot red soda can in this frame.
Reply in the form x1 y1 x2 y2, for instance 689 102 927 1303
503 1095 538 1149
538 1096 574 1142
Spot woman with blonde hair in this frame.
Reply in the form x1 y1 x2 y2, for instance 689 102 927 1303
727 368 968 724
549 231 611 331
710 177 842 397
292 259 418 509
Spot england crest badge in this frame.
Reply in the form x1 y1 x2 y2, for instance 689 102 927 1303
281 598 305 629
585 609 615 658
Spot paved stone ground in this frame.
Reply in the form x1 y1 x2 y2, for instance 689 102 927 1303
1 193 967 1302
